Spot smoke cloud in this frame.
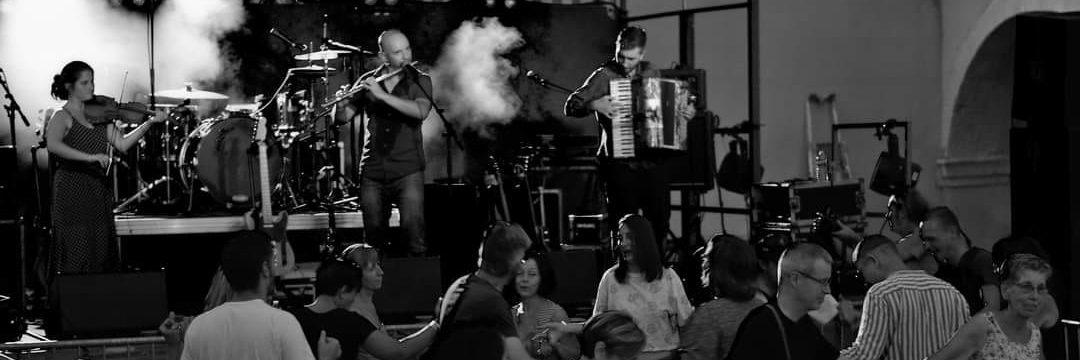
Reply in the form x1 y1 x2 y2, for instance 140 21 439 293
431 17 524 133
0 0 245 165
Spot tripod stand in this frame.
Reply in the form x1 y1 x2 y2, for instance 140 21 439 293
1 66 31 330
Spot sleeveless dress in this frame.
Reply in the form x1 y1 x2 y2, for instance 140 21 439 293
49 112 117 276
973 312 1042 360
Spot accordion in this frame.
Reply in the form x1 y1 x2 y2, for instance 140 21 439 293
609 77 692 159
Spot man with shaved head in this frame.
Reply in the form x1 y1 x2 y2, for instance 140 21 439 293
727 242 838 360
340 29 432 256
836 235 969 360
920 206 1000 314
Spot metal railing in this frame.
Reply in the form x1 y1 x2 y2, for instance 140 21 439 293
1 336 173 360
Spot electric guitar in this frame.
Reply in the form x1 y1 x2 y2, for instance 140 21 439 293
249 115 295 276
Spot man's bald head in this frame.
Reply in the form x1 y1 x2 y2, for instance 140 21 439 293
853 235 906 284
852 235 898 263
378 29 412 68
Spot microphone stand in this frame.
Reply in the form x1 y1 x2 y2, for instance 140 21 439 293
1 68 30 321
407 66 464 183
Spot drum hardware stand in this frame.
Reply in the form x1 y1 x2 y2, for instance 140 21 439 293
1 67 32 328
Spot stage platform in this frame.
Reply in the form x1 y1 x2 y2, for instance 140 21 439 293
114 209 399 236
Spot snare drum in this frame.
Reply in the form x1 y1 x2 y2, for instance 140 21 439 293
179 113 282 205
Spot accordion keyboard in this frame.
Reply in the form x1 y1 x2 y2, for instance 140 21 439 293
609 79 635 159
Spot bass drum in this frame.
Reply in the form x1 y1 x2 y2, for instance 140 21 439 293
179 112 283 205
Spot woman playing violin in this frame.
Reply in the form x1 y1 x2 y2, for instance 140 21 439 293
44 60 166 276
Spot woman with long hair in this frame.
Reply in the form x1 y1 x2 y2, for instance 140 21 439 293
579 311 645 360
45 61 165 276
679 234 766 360
593 215 692 360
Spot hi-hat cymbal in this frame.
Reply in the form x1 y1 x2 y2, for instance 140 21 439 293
154 85 229 100
290 65 337 75
294 50 349 61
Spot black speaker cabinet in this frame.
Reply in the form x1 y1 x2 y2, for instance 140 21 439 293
48 271 168 339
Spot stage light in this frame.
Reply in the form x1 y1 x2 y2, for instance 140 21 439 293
504 0 515 8
486 0 496 8
364 0 378 5
385 0 398 5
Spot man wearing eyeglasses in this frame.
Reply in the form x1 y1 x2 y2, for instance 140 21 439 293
837 235 969 360
727 243 838 360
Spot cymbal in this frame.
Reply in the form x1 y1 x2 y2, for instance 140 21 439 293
154 86 229 100
294 50 349 61
290 65 337 74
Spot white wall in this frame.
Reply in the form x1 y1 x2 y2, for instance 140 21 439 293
627 0 943 243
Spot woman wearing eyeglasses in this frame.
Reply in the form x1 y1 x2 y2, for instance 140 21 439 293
592 215 692 360
925 254 1050 360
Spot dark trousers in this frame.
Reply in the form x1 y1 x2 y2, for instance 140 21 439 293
598 158 671 251
360 171 426 254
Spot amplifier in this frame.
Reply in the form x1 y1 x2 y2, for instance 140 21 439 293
567 214 607 246
48 271 168 339
751 179 865 234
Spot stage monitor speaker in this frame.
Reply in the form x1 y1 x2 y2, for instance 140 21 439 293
48 271 168 339
373 256 442 317
547 249 603 309
670 114 718 191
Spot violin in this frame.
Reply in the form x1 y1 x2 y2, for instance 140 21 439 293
84 95 157 124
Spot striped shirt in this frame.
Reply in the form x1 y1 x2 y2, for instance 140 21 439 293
839 270 970 360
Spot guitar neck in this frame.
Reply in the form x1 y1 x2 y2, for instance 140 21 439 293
258 143 273 224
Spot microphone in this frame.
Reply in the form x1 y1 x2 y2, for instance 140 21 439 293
325 39 373 55
269 28 307 51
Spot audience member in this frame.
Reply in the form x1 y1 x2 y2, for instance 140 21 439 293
180 231 336 360
921 206 1000 314
751 232 792 300
991 235 1059 328
341 243 441 360
593 215 692 360
291 260 438 360
679 234 766 360
726 242 838 360
837 235 969 360
505 250 580 360
886 190 941 275
927 254 1050 360
435 222 534 360
821 267 868 350
579 311 646 360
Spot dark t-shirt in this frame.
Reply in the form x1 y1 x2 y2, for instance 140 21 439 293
942 247 999 314
354 64 433 181
727 303 838 360
441 274 517 338
290 307 378 360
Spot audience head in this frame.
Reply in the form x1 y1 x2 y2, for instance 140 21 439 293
51 60 94 101
996 253 1052 319
615 214 663 283
203 269 233 312
778 242 833 311
992 235 1050 266
852 235 904 284
701 233 760 302
832 267 869 329
315 260 362 308
478 222 532 279
510 250 557 303
343 243 384 292
220 231 274 294
919 206 970 264
580 311 646 360
887 189 929 234
752 232 792 297
431 326 505 360
615 26 647 73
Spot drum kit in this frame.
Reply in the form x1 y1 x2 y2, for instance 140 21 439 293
114 46 366 215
